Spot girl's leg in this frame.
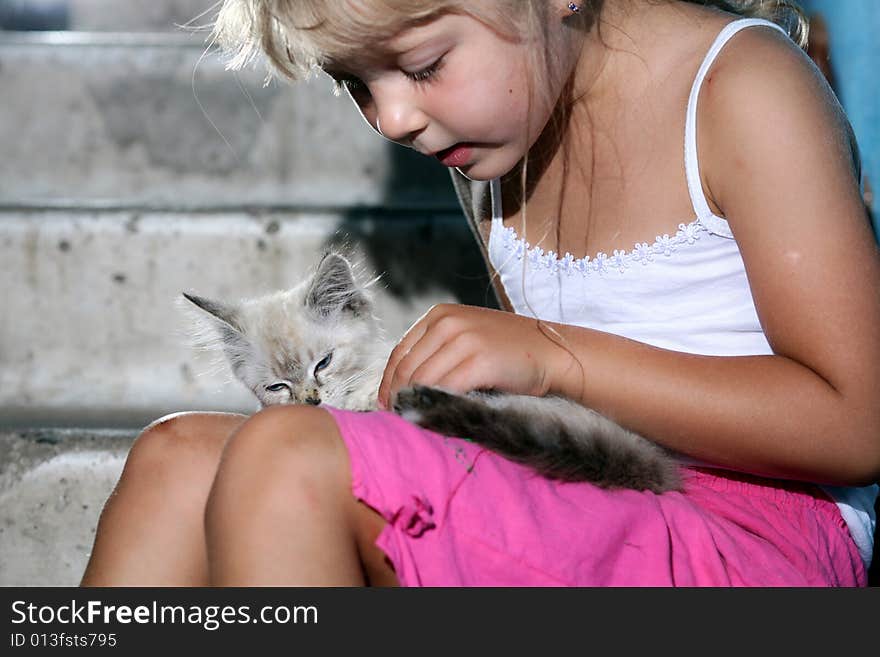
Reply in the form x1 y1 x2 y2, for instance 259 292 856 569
205 405 399 586
80 412 247 586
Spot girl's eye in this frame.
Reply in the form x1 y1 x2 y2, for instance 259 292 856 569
404 57 445 83
314 353 333 376
330 55 445 98
265 382 291 393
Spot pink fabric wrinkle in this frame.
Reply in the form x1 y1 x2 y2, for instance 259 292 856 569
436 447 488 526
392 494 436 538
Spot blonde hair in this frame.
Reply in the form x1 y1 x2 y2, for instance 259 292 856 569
213 1 530 83
211 1 807 84
694 0 807 47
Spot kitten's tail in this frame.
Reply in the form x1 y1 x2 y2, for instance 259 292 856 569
395 387 682 493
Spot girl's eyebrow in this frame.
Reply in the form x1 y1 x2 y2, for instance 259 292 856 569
379 11 456 54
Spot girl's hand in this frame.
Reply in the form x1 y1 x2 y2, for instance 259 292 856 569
377 304 561 410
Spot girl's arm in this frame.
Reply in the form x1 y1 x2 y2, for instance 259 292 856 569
551 28 880 487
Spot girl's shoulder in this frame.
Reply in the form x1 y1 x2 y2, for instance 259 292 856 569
696 20 860 219
703 20 830 100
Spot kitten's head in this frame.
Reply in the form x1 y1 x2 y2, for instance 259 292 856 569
183 252 386 409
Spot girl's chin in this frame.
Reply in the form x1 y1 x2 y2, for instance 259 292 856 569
453 151 518 182
453 165 485 182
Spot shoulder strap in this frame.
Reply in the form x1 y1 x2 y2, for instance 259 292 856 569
684 18 788 231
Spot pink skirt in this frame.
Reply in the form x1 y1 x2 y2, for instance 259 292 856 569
323 407 866 587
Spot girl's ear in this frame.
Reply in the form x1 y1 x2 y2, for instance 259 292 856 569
182 292 243 333
305 253 371 317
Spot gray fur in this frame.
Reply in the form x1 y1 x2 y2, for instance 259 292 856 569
393 387 680 492
182 253 681 492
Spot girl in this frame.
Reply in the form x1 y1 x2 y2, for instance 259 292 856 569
81 0 880 586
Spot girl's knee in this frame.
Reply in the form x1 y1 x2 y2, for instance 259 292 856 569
221 405 348 477
209 406 351 514
123 411 246 489
205 407 394 583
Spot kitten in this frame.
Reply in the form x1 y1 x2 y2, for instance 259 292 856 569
182 253 388 411
183 252 681 493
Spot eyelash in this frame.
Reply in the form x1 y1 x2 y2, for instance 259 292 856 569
404 57 445 83
334 56 445 95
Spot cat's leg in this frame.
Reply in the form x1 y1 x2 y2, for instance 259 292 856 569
204 405 398 586
81 412 247 586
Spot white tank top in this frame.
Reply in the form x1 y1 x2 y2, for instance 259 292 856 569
486 18 876 568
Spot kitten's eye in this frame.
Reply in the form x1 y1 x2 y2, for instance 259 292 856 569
314 352 333 376
265 382 291 393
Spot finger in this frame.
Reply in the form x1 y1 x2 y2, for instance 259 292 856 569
380 318 458 407
396 345 470 397
432 354 489 393
377 308 448 408
378 305 467 408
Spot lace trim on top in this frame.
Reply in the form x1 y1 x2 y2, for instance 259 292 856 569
495 217 711 276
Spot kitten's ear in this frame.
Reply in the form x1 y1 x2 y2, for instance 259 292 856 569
305 253 371 317
180 292 254 388
182 292 242 333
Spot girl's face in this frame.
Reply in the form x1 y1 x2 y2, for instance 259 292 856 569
325 11 573 181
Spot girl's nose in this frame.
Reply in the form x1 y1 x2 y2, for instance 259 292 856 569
374 92 428 145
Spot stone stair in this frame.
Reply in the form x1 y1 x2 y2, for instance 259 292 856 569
0 1 492 585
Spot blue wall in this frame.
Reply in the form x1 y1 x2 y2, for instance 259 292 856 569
799 0 879 236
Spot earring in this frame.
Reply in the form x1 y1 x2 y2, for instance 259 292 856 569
566 2 582 13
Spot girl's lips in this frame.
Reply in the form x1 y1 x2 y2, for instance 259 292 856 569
435 143 473 167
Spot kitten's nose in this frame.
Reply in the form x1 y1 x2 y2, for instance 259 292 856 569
304 396 321 406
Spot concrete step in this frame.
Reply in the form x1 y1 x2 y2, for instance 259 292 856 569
1 0 217 32
1 207 492 429
0 37 458 207
0 428 134 586
67 0 217 32
0 2 491 588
